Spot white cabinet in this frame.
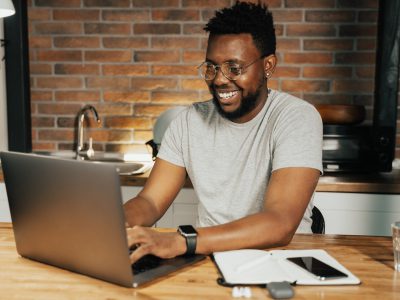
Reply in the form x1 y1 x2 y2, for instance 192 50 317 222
0 182 10 222
314 192 400 236
121 186 198 228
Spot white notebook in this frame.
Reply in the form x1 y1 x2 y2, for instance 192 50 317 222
213 249 361 285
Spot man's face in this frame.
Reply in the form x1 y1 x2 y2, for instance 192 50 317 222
205 33 268 123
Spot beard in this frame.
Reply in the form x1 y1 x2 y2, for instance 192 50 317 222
211 87 262 121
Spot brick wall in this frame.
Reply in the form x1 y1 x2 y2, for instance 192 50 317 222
28 0 396 156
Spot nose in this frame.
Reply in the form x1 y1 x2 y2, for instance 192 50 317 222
212 66 230 86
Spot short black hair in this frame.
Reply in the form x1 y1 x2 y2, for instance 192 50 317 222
204 1 276 57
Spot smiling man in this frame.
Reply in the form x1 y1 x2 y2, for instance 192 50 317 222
124 1 322 263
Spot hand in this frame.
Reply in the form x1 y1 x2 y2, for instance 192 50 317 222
126 226 186 263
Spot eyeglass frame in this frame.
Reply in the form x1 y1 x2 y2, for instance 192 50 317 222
197 56 265 81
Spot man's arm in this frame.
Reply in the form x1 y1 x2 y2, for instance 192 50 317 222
124 158 187 227
195 167 320 253
125 166 320 263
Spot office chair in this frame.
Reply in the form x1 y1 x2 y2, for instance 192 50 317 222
311 206 325 234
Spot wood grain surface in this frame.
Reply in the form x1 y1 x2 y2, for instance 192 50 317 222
0 223 398 299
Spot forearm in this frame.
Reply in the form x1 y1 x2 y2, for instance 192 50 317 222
124 195 161 227
196 211 296 254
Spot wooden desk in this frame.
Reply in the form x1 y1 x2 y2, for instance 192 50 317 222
0 222 399 299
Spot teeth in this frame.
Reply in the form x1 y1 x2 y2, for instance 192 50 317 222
218 91 238 99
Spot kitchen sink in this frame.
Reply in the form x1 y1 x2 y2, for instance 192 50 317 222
34 151 153 175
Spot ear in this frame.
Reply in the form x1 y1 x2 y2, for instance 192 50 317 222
263 54 277 79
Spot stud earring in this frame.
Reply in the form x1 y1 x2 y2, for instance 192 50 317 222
266 72 271 78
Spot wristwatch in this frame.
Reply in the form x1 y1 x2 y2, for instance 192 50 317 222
177 225 197 256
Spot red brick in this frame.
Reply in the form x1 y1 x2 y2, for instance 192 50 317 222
38 129 75 141
285 0 335 8
86 77 130 89
152 65 198 76
55 91 101 102
274 67 301 78
30 63 52 74
134 23 180 35
103 37 149 48
36 77 83 89
357 39 376 50
303 66 352 78
34 23 82 34
134 104 178 116
281 80 330 92
284 53 332 64
131 78 178 90
96 103 133 116
35 0 81 7
102 10 150 21
355 67 375 78
181 79 208 91
183 50 204 63
303 39 353 51
32 143 57 151
304 93 353 105
28 9 50 21
55 64 100 75
58 143 78 151
83 0 130 6
131 0 180 6
85 50 132 62
53 9 100 21
337 0 378 9
32 117 55 127
54 37 100 48
332 80 374 93
29 36 52 48
84 23 131 35
287 24 336 37
182 0 230 7
152 9 200 21
38 103 82 114
36 50 82 61
305 11 355 22
133 130 153 142
102 65 149 76
273 10 303 22
31 90 53 101
103 91 150 103
152 91 198 104
56 117 75 128
276 39 300 51
183 24 207 35
134 50 180 62
339 25 377 37
335 52 375 65
91 130 132 142
152 37 200 49
358 11 378 23
238 0 282 6
105 117 152 129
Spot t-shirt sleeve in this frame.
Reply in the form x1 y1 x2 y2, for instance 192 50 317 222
156 110 187 167
271 104 323 173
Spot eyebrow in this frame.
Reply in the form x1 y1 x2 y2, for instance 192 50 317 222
205 58 242 64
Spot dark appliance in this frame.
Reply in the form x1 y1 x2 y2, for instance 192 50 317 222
322 0 400 173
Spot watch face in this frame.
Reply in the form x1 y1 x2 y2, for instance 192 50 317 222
179 225 197 235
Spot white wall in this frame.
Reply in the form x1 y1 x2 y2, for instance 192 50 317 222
0 19 8 151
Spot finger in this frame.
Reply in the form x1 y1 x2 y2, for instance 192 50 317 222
126 226 146 248
129 244 150 264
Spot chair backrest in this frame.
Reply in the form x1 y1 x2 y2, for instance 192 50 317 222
311 206 325 234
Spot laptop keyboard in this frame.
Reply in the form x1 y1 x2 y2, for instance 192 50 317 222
132 254 162 275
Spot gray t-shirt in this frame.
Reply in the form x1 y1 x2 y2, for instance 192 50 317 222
158 89 323 233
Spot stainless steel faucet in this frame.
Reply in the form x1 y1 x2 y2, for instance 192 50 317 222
76 105 101 160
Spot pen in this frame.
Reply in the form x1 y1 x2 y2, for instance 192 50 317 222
235 253 272 273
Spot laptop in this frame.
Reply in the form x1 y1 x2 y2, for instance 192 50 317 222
0 151 205 287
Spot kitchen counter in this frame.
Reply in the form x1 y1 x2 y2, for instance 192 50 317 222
2 166 400 194
0 222 399 299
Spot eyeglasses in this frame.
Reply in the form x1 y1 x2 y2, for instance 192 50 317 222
197 56 264 81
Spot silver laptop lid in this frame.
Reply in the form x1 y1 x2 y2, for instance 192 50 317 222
1 151 134 287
